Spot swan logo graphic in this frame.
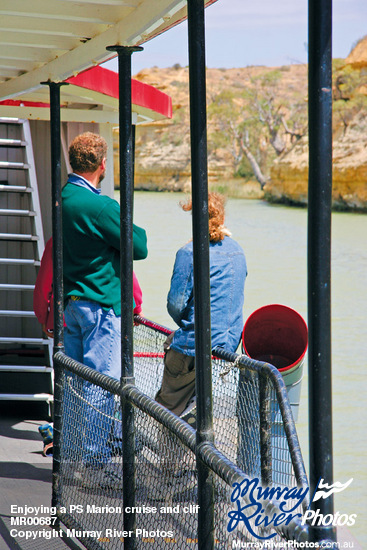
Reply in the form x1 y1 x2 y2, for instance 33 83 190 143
302 478 357 528
312 477 353 502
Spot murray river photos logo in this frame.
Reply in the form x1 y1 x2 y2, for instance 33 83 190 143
227 477 356 541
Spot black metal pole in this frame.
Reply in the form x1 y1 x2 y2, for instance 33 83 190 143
44 81 65 511
308 0 336 543
132 124 136 181
106 45 142 550
46 82 65 352
187 1 215 548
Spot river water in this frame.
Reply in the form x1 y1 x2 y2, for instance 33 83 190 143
127 191 366 545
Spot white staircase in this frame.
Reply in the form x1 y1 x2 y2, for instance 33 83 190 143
0 117 53 416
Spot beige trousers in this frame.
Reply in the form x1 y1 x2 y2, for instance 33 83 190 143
155 333 195 416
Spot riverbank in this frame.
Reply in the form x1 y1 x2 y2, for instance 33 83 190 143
131 178 264 200
117 183 367 212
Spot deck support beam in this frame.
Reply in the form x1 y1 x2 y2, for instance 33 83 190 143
106 44 143 550
187 1 215 548
307 0 336 543
44 80 65 513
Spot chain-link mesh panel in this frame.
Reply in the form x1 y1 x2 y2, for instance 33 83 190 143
56 369 244 548
212 359 261 477
270 386 296 488
212 358 300 492
56 371 300 548
55 319 308 548
133 322 301 492
134 407 198 548
133 322 168 398
57 369 125 550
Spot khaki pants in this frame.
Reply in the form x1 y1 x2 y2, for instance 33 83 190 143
155 333 195 416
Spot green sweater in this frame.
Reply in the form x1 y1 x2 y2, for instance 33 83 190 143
62 182 147 315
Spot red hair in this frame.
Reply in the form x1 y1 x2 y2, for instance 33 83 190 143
181 192 231 242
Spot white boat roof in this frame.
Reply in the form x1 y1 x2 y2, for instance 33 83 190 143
0 0 217 106
0 65 172 124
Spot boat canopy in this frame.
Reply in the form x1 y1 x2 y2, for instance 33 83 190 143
0 0 216 104
0 65 172 124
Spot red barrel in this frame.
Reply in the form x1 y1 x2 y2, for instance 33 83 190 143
242 304 308 373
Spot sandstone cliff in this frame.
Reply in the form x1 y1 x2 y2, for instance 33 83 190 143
113 36 367 211
267 36 367 211
267 111 367 210
128 65 289 197
345 36 367 69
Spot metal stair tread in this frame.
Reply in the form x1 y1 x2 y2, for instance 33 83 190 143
0 258 40 266
0 365 53 373
0 337 49 344
0 233 39 241
0 117 23 124
0 208 36 216
0 161 30 170
0 184 33 192
0 393 54 402
0 283 35 290
0 310 36 317
0 138 26 147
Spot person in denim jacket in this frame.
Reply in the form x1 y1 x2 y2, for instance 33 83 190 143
155 193 247 421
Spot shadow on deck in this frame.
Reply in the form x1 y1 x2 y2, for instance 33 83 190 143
0 403 81 550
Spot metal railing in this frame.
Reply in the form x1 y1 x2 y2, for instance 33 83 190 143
52 316 310 549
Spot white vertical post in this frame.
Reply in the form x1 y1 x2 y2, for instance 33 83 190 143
99 122 115 198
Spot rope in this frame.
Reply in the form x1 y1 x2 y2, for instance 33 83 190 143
65 375 121 423
217 355 242 383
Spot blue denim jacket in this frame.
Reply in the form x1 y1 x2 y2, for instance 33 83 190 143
168 236 247 356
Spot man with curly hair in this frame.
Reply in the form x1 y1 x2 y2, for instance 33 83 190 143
62 132 147 482
155 192 247 425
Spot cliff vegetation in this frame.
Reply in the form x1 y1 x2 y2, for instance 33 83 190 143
113 36 367 211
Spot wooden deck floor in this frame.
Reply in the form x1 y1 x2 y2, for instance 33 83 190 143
0 404 82 550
